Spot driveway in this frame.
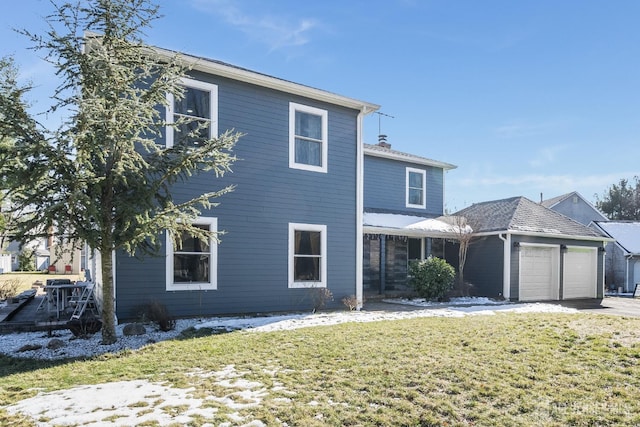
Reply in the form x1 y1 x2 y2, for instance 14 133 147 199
364 296 640 317
557 296 640 317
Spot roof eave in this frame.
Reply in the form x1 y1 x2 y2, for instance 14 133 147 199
473 229 614 242
363 147 457 170
151 46 380 114
363 225 459 238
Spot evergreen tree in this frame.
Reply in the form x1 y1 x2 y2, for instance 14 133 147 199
0 1 240 343
595 177 640 220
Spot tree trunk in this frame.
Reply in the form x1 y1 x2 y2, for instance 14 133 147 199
458 242 468 296
100 248 117 344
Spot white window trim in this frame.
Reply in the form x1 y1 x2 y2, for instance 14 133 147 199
166 217 218 291
166 78 219 148
288 223 327 288
289 102 328 173
406 167 427 209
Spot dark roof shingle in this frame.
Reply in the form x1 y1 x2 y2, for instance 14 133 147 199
455 196 606 238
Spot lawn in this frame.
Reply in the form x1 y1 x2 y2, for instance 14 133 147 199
1 312 640 425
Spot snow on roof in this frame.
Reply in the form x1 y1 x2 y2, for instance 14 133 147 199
363 213 471 237
594 221 640 254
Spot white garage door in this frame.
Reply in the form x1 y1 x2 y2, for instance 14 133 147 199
563 247 597 299
520 245 559 301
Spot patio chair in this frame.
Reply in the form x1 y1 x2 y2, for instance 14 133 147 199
71 283 98 320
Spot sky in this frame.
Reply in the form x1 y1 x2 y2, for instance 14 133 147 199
1 0 639 212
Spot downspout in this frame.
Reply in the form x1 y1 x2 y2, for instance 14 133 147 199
626 254 633 292
355 110 364 309
498 233 511 300
112 249 118 324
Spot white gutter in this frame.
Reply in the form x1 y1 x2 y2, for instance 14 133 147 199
498 233 511 299
363 146 457 170
472 230 614 243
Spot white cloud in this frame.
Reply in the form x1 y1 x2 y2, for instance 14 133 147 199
528 145 569 168
449 170 638 208
189 0 320 52
493 119 560 139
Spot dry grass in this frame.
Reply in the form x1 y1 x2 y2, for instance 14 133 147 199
2 313 640 425
0 272 82 295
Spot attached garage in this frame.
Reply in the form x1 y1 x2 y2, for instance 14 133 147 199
453 196 610 302
519 245 559 301
562 247 597 299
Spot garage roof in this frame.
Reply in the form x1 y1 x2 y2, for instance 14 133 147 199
455 196 608 240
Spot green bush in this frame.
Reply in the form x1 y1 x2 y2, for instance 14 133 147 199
17 251 35 271
409 256 455 300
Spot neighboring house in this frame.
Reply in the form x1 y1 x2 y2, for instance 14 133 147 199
590 221 640 292
5 237 83 274
5 238 49 271
110 47 380 320
361 138 458 295
449 197 610 301
542 191 608 226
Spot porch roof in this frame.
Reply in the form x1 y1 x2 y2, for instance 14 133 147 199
363 213 469 238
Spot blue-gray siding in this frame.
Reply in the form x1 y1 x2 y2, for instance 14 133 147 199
115 71 360 319
363 156 444 217
550 198 607 226
446 237 504 298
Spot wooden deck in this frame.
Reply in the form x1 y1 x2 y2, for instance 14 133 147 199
0 293 77 334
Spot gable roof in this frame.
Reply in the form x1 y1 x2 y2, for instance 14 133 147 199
541 191 608 220
592 221 640 254
363 143 457 170
541 192 574 208
455 196 607 240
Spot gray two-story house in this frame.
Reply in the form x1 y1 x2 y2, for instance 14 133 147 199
109 48 379 320
361 138 457 296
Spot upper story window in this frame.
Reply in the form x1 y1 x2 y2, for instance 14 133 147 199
166 78 218 148
166 217 217 291
288 223 327 288
289 102 328 173
406 167 426 209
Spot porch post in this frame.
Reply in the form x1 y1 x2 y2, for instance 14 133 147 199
380 234 386 294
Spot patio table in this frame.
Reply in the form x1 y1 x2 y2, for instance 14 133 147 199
42 281 88 319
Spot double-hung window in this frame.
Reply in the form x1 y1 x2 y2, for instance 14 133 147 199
289 102 328 173
166 218 217 291
288 223 327 288
406 167 426 209
166 78 218 148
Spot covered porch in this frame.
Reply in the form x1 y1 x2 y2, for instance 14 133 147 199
363 213 467 298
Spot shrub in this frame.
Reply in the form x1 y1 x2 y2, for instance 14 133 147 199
309 287 333 313
0 278 20 300
136 300 176 332
68 316 103 338
17 250 35 271
409 256 455 300
342 295 359 311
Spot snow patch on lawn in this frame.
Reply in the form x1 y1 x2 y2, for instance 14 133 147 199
4 365 275 427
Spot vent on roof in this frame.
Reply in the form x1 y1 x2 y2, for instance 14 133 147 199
378 134 391 149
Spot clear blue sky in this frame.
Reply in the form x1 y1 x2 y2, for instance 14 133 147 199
2 0 639 211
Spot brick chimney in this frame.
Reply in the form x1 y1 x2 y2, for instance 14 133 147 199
377 134 391 149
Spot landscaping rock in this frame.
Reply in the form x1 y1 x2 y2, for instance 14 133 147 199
123 323 146 336
47 338 66 350
17 344 43 352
